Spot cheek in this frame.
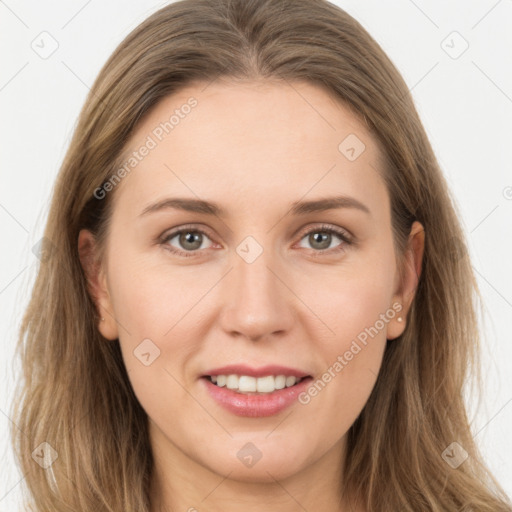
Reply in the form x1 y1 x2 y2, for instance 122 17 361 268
296 252 395 429
106 252 220 412
107 259 203 429
107 247 211 337
299 243 396 345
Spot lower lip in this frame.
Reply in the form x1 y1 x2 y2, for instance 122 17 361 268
201 376 313 417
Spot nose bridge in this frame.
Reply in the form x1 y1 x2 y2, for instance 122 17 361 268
235 243 277 299
219 236 293 340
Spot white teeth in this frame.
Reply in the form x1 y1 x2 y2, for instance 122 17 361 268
285 376 297 387
274 375 286 390
208 374 304 393
239 376 257 392
256 375 274 393
226 374 238 390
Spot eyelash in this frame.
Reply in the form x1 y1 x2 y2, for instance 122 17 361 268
159 223 353 258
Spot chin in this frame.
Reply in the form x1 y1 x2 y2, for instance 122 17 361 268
198 439 312 483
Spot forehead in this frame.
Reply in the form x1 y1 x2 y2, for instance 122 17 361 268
109 79 389 221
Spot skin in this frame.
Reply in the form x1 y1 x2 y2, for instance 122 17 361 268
79 78 424 512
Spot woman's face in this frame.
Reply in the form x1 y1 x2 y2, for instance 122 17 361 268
80 79 423 486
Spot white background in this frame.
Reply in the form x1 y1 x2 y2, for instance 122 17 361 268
1 0 511 508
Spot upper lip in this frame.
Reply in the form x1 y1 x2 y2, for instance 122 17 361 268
203 364 311 379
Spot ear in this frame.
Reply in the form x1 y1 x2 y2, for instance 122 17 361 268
77 229 119 340
387 220 425 340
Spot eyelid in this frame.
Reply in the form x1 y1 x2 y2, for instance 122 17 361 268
295 223 353 244
159 222 353 257
160 223 215 240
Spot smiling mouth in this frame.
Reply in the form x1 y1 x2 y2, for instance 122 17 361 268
203 374 312 394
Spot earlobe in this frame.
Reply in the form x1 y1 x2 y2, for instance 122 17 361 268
387 221 425 340
77 229 119 340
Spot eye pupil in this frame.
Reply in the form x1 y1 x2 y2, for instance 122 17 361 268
180 231 202 250
310 232 331 250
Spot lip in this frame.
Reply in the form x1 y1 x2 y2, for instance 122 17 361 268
201 375 313 417
202 364 310 379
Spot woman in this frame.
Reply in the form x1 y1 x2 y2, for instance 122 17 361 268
11 0 512 510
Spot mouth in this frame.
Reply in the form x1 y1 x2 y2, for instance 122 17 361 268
201 374 313 395
201 372 314 417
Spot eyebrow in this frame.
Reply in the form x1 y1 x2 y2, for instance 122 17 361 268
139 195 371 218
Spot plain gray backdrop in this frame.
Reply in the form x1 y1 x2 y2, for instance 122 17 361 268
1 0 511 509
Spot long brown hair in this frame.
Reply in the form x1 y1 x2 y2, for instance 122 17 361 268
11 0 512 510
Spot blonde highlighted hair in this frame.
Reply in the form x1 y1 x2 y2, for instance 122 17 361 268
11 0 512 510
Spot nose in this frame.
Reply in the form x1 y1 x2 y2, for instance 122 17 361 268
218 244 295 342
